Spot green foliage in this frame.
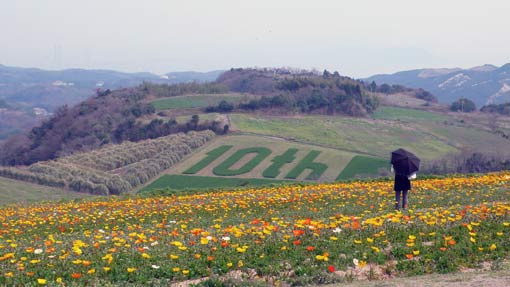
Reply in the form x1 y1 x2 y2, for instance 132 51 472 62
262 148 298 178
481 102 510 116
140 175 290 192
219 68 379 116
285 150 327 180
213 147 272 176
183 145 233 174
451 98 476 112
336 156 389 180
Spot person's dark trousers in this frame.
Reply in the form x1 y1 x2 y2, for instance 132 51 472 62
395 190 408 210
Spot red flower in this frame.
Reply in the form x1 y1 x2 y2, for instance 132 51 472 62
293 240 301 246
328 265 335 273
306 246 315 251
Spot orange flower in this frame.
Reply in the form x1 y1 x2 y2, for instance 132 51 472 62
306 246 315 251
406 254 413 259
71 273 82 279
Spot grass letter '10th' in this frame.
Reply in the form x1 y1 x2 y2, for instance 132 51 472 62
285 150 327 180
262 148 298 178
213 147 272 176
183 145 233 174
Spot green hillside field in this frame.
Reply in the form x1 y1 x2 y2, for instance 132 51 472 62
230 108 510 160
140 174 291 192
150 93 255 110
140 135 390 192
0 177 88 205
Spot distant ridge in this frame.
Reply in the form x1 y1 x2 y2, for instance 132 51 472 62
0 64 224 111
366 63 510 107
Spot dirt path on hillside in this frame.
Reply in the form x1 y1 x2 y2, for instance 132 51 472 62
324 268 510 287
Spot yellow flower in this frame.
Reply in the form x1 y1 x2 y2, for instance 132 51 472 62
141 253 151 259
359 260 367 268
330 236 338 241
182 270 190 275
227 262 233 268
127 267 136 273
172 267 180 272
496 232 503 236
37 279 47 285
238 260 244 268
470 237 476 243
489 244 497 251
366 238 374 243
56 277 63 284
354 239 362 244
87 269 96 274
413 250 420 255
170 254 179 260
103 267 111 272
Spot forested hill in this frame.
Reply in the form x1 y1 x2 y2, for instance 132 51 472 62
0 84 227 166
0 68 434 166
216 68 380 116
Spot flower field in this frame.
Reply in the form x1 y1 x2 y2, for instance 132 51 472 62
1 172 510 286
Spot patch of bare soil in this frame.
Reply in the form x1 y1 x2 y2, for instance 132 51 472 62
324 265 510 287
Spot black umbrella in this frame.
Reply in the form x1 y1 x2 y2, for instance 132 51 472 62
391 148 420 176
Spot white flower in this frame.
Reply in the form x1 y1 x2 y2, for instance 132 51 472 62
151 265 160 269
332 227 342 233
206 236 213 241
143 246 149 250
169 220 177 224
98 229 105 233
150 241 159 246
353 258 359 266
34 249 43 254
48 255 55 259
222 236 231 241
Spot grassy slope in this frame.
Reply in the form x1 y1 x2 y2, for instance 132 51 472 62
150 93 253 110
140 174 291 192
165 135 359 182
230 107 510 160
336 155 390 180
0 177 87 205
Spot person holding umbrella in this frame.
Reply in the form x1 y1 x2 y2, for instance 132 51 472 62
391 148 420 210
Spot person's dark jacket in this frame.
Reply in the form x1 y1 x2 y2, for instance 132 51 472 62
394 174 411 191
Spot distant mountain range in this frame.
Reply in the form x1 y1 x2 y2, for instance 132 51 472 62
0 64 223 111
366 63 510 108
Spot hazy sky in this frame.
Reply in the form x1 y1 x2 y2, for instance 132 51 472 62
1 0 509 78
